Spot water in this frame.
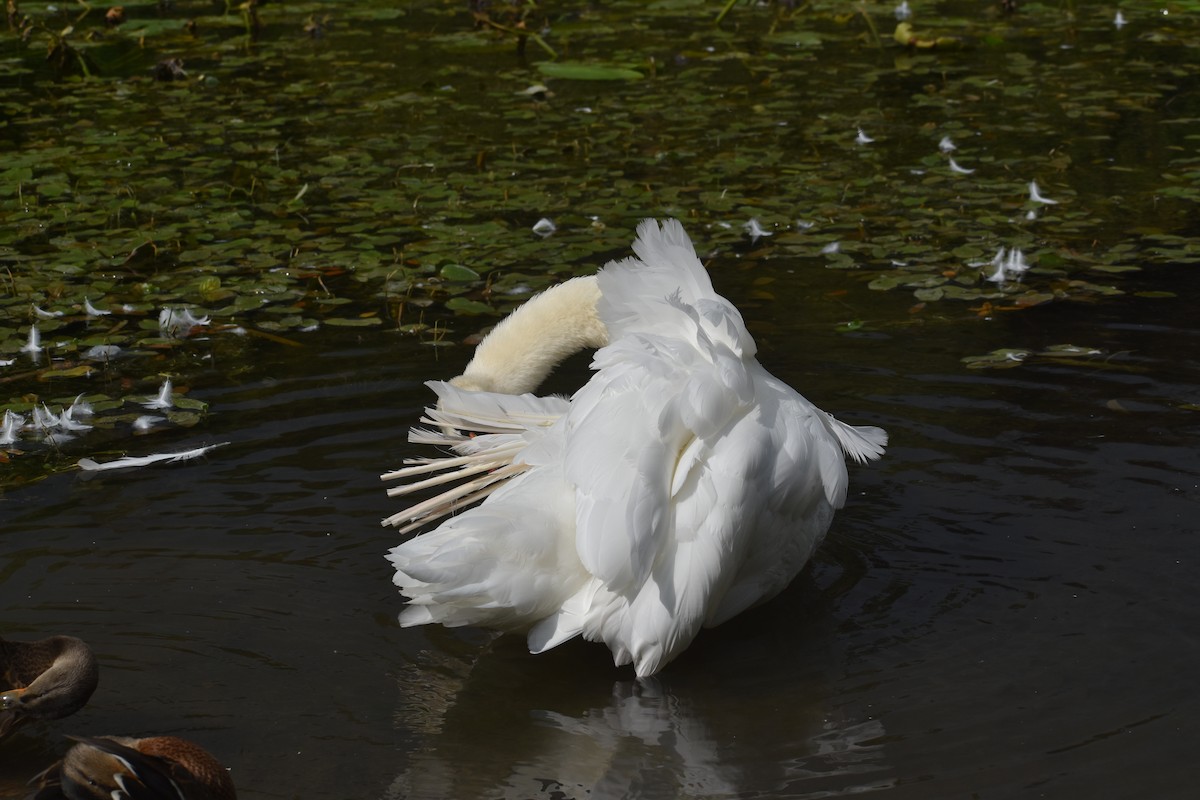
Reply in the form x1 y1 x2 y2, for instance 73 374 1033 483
3 1 1200 798
3 261 1197 798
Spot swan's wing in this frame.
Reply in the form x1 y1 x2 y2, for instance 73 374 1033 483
562 350 673 592
564 329 752 594
564 391 793 677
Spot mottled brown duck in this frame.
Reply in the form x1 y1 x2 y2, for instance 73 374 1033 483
0 635 98 739
29 735 237 800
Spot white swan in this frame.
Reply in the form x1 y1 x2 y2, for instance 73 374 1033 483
382 219 887 677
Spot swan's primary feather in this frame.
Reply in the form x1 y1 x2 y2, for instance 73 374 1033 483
383 218 886 677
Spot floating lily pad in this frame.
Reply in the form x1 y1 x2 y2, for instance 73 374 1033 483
444 298 497 316
536 62 644 81
439 264 482 282
962 349 1031 369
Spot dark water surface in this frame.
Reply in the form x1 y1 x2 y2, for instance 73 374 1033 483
3 1 1200 798
3 264 1197 799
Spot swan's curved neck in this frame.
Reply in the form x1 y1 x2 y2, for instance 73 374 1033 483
450 275 608 395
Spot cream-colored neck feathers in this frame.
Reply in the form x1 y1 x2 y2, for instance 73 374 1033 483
450 276 608 395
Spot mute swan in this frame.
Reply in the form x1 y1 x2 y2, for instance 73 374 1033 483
1 635 98 739
382 219 887 677
31 735 237 800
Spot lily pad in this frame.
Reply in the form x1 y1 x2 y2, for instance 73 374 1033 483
536 62 644 81
444 298 497 316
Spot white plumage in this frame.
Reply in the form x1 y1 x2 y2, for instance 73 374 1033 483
382 219 886 677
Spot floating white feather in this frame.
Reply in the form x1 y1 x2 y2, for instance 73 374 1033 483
21 325 42 354
743 218 772 241
77 442 230 472
1029 181 1059 205
84 297 112 316
0 410 24 445
142 378 174 410
159 308 210 338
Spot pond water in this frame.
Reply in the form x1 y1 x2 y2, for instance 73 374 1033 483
2 1 1199 798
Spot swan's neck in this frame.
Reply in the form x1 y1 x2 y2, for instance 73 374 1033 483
450 275 608 395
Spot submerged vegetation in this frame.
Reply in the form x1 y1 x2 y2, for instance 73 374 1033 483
2 0 1199 482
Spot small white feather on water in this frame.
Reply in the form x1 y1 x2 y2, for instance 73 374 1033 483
743 218 772 241
985 247 1030 283
77 442 230 472
1029 181 1059 205
0 410 24 445
31 404 62 431
142 378 174 410
21 325 42 354
133 415 163 432
159 308 210 338
84 297 112 316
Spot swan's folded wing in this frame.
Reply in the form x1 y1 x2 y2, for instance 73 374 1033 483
564 358 670 592
564 336 748 594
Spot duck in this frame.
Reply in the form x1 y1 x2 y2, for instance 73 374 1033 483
381 218 887 678
28 734 237 800
1 635 99 739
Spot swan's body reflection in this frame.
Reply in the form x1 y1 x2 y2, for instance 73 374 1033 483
385 582 894 800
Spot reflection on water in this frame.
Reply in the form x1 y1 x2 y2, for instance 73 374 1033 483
386 631 893 800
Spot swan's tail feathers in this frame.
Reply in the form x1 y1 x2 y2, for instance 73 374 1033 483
823 414 889 464
380 382 569 533
382 457 527 534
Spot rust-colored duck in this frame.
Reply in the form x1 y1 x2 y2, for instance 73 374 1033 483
29 735 238 800
0 635 98 739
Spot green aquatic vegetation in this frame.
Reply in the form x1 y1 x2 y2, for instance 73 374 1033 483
2 0 1200 479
